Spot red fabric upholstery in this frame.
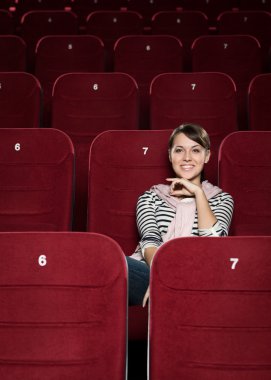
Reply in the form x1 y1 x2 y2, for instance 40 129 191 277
151 10 208 70
0 10 13 34
86 10 143 70
219 131 271 235
52 72 138 231
239 0 271 10
20 10 78 71
0 128 74 231
88 129 173 339
192 34 262 130
150 71 238 185
35 34 104 127
0 35 26 71
0 231 127 380
0 72 41 128
149 236 271 380
114 35 183 129
248 73 271 131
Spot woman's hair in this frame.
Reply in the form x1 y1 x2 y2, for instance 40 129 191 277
168 123 210 151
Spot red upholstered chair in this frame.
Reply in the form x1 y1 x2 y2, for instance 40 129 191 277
0 9 14 34
248 73 271 131
0 128 74 231
239 0 271 10
20 10 78 71
217 10 271 68
192 34 262 130
151 10 208 70
0 35 26 71
0 72 41 128
88 129 173 340
86 10 143 70
52 72 138 231
150 71 238 185
149 236 271 380
0 231 127 380
114 34 183 129
219 131 271 235
35 34 104 127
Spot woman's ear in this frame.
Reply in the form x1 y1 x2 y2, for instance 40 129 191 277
205 150 211 164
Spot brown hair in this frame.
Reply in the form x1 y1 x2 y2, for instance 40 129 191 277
168 123 210 151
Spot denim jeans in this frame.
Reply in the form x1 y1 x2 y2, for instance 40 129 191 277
126 256 150 306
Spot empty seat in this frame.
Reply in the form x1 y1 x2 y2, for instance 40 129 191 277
52 72 139 231
150 72 238 185
192 34 262 130
0 128 74 231
239 0 271 11
88 129 173 340
0 9 14 34
0 72 41 128
0 35 26 71
248 73 271 131
86 10 143 70
219 131 271 235
35 34 104 127
20 10 78 71
0 231 127 380
149 235 271 380
114 34 183 129
151 10 209 70
217 10 271 67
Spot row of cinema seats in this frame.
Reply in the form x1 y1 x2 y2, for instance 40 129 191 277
1 127 271 343
1 70 271 229
0 232 271 379
0 31 268 129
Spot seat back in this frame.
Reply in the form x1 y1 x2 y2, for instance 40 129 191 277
0 10 14 34
0 35 26 71
88 129 173 255
35 34 104 127
192 34 262 129
219 131 271 235
0 231 127 380
0 128 74 231
114 35 183 129
150 72 238 184
248 73 271 131
52 72 139 231
0 72 41 128
149 236 271 380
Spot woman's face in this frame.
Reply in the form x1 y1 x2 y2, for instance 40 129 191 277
169 132 210 184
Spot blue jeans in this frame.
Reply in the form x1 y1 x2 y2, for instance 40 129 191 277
126 256 150 306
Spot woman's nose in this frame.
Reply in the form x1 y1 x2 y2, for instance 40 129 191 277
184 151 191 161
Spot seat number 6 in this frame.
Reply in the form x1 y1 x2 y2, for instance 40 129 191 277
38 255 47 267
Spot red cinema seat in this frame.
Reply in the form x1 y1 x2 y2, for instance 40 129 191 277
151 10 209 70
149 236 271 380
150 71 238 185
0 231 127 380
0 72 41 128
239 0 271 10
0 35 26 71
248 73 271 131
0 128 74 231
219 131 271 235
86 10 143 70
192 34 262 130
35 34 104 127
20 10 78 71
88 129 173 340
0 9 14 34
217 10 271 68
52 72 139 231
114 35 183 129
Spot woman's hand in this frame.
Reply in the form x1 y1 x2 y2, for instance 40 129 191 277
142 286 150 307
166 177 202 198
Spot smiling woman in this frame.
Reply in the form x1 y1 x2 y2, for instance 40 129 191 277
126 123 234 306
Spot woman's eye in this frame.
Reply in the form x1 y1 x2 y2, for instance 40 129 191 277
175 148 183 153
192 149 200 153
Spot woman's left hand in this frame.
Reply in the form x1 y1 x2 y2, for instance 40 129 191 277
166 177 202 197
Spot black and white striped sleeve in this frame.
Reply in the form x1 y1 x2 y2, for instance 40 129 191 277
136 191 163 254
198 192 234 237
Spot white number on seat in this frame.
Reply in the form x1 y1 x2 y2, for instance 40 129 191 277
38 255 47 267
93 83 98 91
15 143 21 151
230 258 239 270
142 147 149 155
191 83 196 90
224 43 228 49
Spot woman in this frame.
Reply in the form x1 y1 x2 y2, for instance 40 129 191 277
126 123 234 307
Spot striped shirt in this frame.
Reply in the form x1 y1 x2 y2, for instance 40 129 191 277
132 189 234 260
